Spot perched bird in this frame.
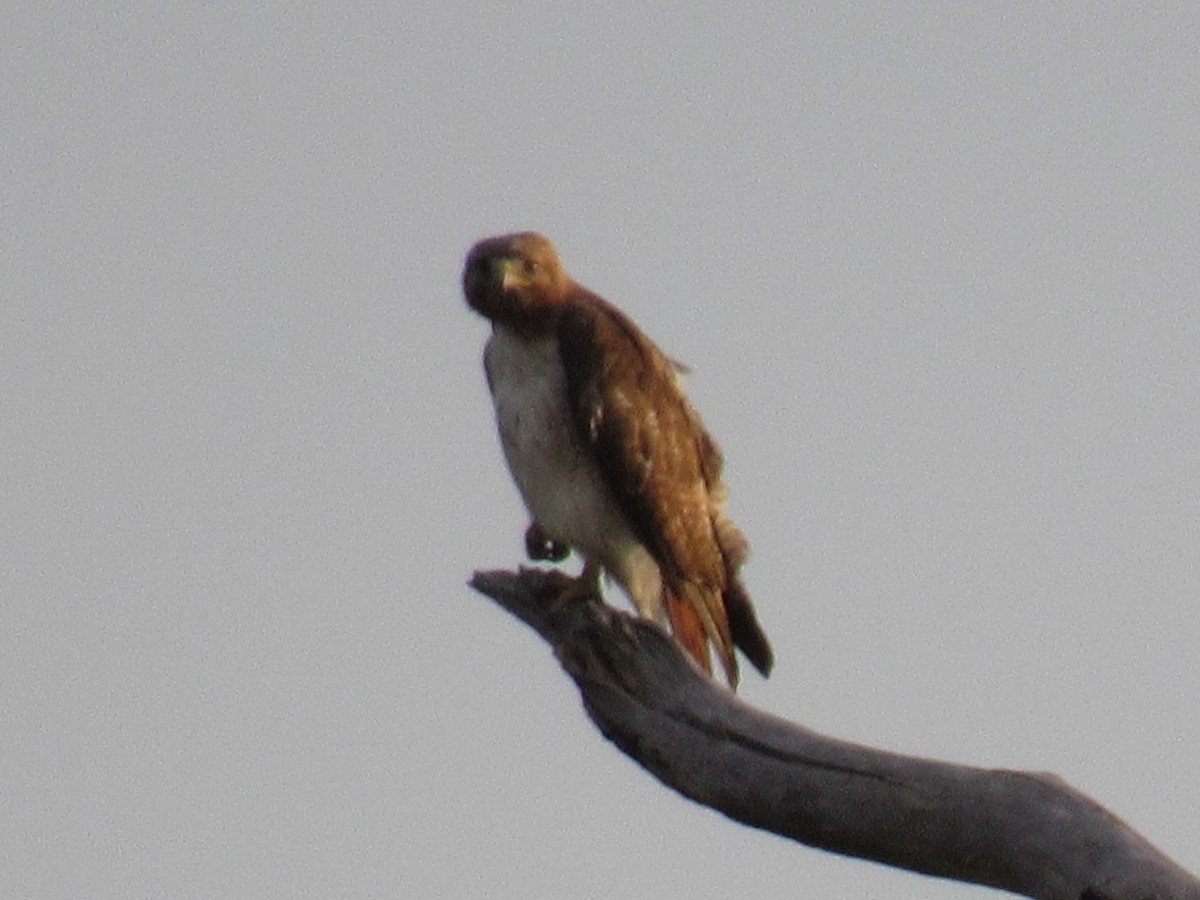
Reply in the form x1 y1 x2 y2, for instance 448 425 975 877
463 232 772 687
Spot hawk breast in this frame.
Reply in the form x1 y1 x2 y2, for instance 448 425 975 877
483 324 665 620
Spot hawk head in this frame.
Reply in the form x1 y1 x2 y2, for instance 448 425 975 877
463 232 571 332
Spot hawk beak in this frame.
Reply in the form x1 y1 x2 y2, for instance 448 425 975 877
495 257 522 292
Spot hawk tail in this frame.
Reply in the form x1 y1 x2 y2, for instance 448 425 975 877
665 582 772 686
665 590 714 678
725 576 774 677
667 584 740 688
713 511 774 678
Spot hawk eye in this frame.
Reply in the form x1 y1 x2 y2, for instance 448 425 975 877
524 259 540 275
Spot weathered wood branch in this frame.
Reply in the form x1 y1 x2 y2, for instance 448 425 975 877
470 567 1200 900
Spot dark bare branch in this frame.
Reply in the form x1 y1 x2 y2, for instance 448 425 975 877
470 567 1200 900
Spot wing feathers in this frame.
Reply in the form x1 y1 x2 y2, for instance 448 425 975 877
557 291 769 683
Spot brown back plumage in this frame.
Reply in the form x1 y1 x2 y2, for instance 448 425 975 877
557 290 773 685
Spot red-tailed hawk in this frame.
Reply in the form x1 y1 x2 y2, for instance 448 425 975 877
464 232 772 688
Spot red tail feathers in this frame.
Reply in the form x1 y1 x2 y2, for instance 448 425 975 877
664 591 711 675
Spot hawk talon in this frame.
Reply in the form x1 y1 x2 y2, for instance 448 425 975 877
524 522 570 562
546 561 603 612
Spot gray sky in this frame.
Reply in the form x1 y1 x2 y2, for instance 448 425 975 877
4 3 1198 898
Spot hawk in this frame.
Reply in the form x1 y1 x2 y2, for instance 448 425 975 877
463 232 772 687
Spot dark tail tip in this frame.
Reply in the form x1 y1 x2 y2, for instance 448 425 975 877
726 579 774 677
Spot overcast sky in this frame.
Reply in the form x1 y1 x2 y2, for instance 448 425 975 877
3 3 1198 898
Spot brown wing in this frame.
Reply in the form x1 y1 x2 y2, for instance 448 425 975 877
557 291 772 684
